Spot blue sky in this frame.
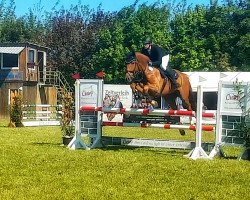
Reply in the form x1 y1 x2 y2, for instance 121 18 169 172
12 0 213 16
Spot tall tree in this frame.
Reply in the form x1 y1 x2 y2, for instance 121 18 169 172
170 4 212 71
43 4 115 84
91 1 171 83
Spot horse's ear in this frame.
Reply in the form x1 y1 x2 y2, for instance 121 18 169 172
125 51 136 64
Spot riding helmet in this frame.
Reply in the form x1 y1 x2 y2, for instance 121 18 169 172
144 37 152 45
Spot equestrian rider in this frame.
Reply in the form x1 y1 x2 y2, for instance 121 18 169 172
141 38 178 89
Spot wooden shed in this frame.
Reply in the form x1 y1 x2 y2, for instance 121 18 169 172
0 42 65 118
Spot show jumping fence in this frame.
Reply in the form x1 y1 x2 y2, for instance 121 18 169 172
67 79 249 160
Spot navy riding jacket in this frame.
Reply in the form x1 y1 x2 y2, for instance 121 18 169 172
141 44 169 67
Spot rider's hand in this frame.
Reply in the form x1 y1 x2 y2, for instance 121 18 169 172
148 61 153 71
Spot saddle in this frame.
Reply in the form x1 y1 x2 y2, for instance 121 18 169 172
158 68 179 80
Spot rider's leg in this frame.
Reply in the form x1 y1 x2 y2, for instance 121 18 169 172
161 54 169 70
161 55 178 89
165 67 178 88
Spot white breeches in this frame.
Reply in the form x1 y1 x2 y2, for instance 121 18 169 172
161 54 170 70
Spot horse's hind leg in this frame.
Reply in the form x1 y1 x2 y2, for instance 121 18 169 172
178 86 196 125
164 93 186 136
178 87 193 111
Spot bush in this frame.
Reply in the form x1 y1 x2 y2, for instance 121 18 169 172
234 80 250 148
9 94 24 127
61 91 74 137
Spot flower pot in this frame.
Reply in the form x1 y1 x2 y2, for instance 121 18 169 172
62 136 74 146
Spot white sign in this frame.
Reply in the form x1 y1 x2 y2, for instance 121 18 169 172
79 83 99 107
220 82 248 115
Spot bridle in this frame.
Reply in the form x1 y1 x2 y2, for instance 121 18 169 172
125 58 145 83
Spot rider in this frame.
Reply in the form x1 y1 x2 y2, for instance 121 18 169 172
141 37 178 89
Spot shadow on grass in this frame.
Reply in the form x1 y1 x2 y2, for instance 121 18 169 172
222 156 238 159
100 144 189 156
100 145 138 151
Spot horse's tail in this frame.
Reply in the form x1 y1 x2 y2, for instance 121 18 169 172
188 83 196 111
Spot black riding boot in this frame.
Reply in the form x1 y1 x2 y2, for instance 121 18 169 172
163 67 178 89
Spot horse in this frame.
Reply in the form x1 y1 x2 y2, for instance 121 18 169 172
125 51 196 135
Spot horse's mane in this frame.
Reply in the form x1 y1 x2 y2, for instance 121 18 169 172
125 51 149 67
135 52 150 66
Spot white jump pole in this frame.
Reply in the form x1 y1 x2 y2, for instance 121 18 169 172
209 81 225 158
186 84 210 160
68 80 87 150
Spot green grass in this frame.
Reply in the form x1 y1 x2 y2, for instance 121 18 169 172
103 126 215 141
0 120 249 200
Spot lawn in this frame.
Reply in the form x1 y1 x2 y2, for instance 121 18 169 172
0 120 249 200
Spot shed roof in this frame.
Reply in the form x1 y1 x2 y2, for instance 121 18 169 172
0 46 25 54
0 42 49 52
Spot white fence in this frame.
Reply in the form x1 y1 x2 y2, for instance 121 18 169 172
22 104 62 126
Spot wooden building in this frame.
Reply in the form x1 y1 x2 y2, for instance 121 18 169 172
0 43 69 118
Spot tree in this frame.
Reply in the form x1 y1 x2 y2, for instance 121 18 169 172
43 4 115 84
170 4 211 71
91 1 171 83
0 0 249 84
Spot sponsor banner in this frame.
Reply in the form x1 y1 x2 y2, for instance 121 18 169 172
121 138 193 149
79 82 99 107
220 82 249 115
103 84 133 122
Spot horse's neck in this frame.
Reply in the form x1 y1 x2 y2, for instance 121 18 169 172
140 63 147 71
136 53 149 69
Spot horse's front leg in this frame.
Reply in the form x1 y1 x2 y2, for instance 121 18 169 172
130 83 144 94
139 84 158 108
143 83 161 97
130 83 144 108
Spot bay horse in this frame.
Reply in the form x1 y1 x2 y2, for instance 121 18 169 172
125 51 196 135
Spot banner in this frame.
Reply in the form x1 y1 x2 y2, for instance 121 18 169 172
103 84 132 122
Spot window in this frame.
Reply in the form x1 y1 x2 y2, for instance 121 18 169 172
27 49 36 69
0 53 19 69
28 49 35 63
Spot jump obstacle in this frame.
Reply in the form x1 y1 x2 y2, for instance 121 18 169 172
80 106 215 131
68 79 220 160
68 79 249 160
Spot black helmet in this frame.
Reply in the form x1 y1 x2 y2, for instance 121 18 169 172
144 37 152 45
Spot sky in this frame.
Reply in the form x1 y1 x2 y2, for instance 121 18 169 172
12 0 213 17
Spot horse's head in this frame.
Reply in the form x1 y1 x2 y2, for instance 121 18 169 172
125 52 149 83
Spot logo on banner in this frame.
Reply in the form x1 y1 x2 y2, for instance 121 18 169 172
225 93 240 101
80 83 98 107
82 85 94 97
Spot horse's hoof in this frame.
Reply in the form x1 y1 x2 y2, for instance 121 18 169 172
151 100 158 108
